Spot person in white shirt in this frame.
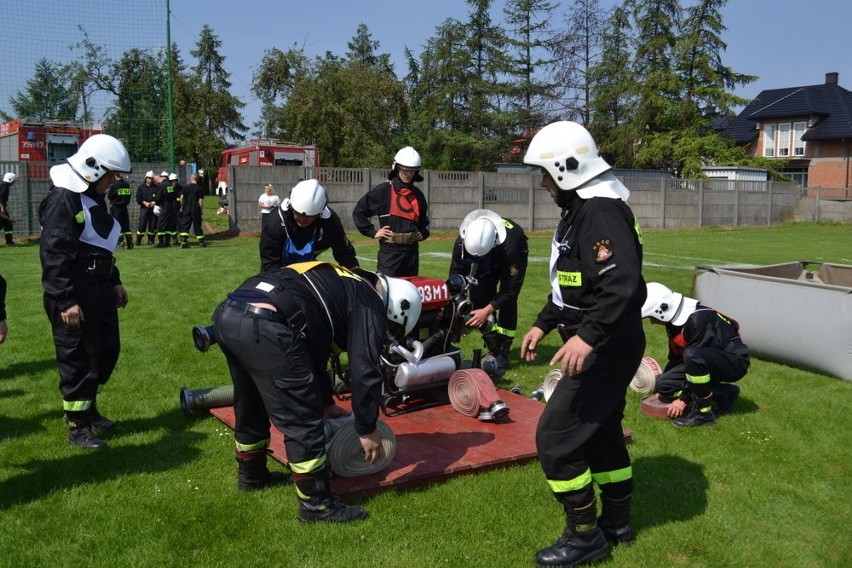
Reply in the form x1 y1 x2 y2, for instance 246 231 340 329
258 184 280 214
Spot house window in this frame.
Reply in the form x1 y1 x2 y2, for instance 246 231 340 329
777 123 791 156
763 124 775 157
793 121 806 156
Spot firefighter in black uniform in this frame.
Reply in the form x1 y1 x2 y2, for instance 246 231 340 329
352 146 430 276
135 171 158 246
40 134 133 450
178 173 207 248
155 173 181 247
0 172 17 246
520 121 647 566
107 174 134 249
449 209 528 378
642 282 749 427
260 179 357 271
208 262 422 522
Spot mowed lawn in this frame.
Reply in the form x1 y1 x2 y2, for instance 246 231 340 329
0 221 850 567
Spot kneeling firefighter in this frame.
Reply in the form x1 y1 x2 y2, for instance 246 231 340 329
208 261 421 522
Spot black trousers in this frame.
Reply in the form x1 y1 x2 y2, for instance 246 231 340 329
44 274 120 404
179 209 204 237
536 327 645 495
1 216 13 242
377 242 418 277
138 207 157 238
469 273 518 333
157 203 178 235
109 205 130 234
212 302 326 469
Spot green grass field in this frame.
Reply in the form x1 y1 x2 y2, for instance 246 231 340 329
0 220 850 567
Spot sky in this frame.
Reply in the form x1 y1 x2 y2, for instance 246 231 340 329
167 0 852 130
3 0 851 133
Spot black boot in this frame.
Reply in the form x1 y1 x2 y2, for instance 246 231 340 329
125 236 134 249
713 383 740 415
598 494 635 546
536 499 610 567
295 467 367 523
236 449 288 492
64 411 107 450
155 235 167 248
180 236 189 249
136 234 143 246
673 394 716 427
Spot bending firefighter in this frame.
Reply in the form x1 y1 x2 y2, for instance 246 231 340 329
208 261 421 522
259 179 357 270
642 282 749 427
449 209 528 378
520 121 646 567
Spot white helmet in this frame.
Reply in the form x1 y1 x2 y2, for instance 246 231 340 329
460 209 507 257
3 173 16 183
153 205 162 216
642 282 698 326
393 146 421 170
144 170 155 179
523 121 611 191
377 275 422 336
160 171 169 178
49 134 131 193
287 179 329 217
169 173 179 181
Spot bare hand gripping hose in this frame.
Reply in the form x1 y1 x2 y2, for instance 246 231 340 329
326 417 397 478
448 369 509 421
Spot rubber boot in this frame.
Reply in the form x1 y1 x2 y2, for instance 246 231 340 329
673 393 716 427
180 235 189 249
125 235 134 249
598 494 635 546
295 466 367 523
236 449 288 492
136 234 143 246
155 235 167 248
164 234 172 247
64 410 107 450
536 498 610 567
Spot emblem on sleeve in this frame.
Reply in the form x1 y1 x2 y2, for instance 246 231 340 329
594 240 613 264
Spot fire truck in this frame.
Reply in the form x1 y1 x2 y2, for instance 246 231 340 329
217 140 321 187
0 118 104 178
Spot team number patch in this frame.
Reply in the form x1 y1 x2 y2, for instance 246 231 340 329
594 240 613 264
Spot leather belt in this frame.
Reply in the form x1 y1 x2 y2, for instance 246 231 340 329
73 257 115 278
222 297 305 332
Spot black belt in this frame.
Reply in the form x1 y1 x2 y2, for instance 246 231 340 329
73 257 115 278
222 298 305 331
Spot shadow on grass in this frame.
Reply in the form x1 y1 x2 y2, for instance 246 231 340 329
632 454 709 531
0 410 54 441
0 408 205 508
0 358 57 380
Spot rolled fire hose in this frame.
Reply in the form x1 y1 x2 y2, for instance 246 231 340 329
542 369 563 402
630 356 662 394
448 368 509 421
326 417 397 478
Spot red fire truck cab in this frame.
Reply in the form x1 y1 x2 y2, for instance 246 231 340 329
217 140 321 187
0 118 104 178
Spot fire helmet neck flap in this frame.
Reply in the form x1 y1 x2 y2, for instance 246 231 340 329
523 121 612 192
641 282 698 326
49 134 132 194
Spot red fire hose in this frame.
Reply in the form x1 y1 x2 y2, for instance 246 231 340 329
448 369 510 421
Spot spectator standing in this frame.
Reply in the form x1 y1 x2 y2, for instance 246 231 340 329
258 184 279 215
178 173 207 248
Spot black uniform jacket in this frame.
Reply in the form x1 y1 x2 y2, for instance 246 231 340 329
107 178 132 207
259 205 358 271
449 218 528 311
229 262 385 435
534 197 646 348
352 177 430 240
664 306 749 370
40 188 122 313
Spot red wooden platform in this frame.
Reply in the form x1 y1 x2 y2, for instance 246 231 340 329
209 389 545 499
